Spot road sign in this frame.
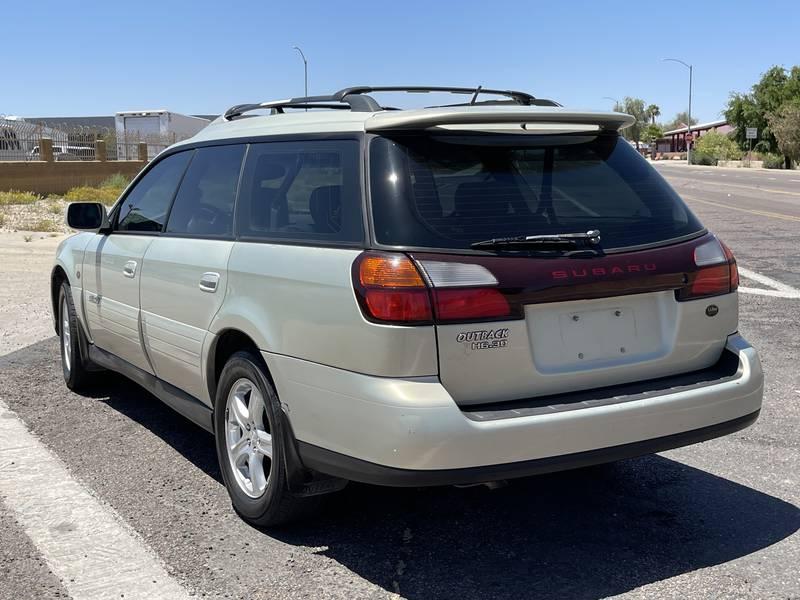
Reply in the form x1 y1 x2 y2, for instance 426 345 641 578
746 127 758 139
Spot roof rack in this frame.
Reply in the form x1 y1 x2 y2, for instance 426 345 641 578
223 85 560 120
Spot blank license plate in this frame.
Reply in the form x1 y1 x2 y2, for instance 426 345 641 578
558 307 636 362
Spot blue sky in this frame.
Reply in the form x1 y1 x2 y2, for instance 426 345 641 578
5 1 799 123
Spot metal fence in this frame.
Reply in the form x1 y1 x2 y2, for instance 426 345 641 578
0 119 174 161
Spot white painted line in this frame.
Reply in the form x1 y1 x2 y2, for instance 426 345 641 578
739 287 800 298
791 179 800 183
738 267 800 299
738 267 798 292
0 400 191 600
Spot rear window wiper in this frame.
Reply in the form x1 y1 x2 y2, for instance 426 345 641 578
470 229 602 250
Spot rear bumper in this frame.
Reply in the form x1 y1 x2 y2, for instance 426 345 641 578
264 333 763 485
297 410 760 486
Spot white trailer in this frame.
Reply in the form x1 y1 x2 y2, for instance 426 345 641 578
114 110 210 160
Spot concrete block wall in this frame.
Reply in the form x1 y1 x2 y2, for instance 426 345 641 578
0 160 146 196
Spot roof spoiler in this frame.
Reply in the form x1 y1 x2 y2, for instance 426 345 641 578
364 107 635 133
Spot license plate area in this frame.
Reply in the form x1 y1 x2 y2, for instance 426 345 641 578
559 307 636 362
526 293 671 374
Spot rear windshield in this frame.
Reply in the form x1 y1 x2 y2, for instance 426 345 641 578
368 132 704 251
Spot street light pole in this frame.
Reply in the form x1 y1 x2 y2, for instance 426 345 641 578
602 96 621 110
663 58 693 165
292 46 308 103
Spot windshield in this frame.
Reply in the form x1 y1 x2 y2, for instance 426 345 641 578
368 132 704 251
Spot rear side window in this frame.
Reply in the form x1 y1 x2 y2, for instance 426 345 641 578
236 140 363 243
166 144 245 237
117 151 192 232
369 133 704 250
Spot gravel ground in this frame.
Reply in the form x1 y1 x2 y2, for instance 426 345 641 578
0 232 68 356
0 199 71 234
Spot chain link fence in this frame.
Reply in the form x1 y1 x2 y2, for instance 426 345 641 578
0 119 174 161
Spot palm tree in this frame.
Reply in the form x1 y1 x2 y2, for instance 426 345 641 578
647 104 661 124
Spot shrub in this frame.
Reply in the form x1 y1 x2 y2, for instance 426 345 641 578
691 152 717 166
694 131 742 162
99 173 131 189
0 212 5 228
64 186 121 205
0 190 41 206
762 154 785 169
24 219 60 232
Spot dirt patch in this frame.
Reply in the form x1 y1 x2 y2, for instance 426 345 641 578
0 232 68 355
0 200 71 234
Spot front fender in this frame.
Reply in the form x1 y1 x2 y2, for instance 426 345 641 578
52 232 95 334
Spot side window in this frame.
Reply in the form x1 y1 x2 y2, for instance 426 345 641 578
166 144 245 237
117 151 193 232
237 140 363 243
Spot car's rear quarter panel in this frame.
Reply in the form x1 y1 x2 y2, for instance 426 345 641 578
214 242 438 377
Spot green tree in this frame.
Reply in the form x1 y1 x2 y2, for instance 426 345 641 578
663 111 698 132
646 104 661 124
725 65 800 161
768 101 800 166
615 97 649 143
693 130 742 161
641 123 664 145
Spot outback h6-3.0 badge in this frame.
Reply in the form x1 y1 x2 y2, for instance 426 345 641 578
456 328 509 350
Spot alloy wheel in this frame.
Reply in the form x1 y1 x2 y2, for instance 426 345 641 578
61 297 71 374
225 378 273 498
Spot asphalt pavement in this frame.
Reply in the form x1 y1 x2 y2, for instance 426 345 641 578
0 165 798 599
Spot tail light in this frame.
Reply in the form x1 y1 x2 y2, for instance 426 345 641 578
677 236 738 301
354 253 432 323
721 240 739 290
352 252 512 325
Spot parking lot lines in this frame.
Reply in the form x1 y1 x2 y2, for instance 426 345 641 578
0 399 191 600
738 267 800 299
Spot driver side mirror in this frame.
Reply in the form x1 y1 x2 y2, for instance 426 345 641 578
66 202 110 232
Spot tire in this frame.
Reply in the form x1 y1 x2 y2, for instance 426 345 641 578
214 351 321 527
58 282 93 391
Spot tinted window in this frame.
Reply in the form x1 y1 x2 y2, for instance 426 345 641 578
117 151 192 232
166 145 245 236
369 133 704 250
237 140 363 243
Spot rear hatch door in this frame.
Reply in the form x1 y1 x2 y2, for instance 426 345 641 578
368 127 737 405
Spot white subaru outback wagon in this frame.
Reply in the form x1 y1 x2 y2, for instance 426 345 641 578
52 86 763 526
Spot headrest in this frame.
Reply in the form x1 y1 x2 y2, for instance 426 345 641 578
309 185 341 233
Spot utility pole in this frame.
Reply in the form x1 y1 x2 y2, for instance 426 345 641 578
663 58 693 165
292 46 308 103
603 96 621 111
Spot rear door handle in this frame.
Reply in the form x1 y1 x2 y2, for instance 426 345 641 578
123 260 137 278
199 272 220 293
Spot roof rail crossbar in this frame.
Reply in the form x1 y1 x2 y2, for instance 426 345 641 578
223 93 380 120
333 86 540 106
223 86 559 120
